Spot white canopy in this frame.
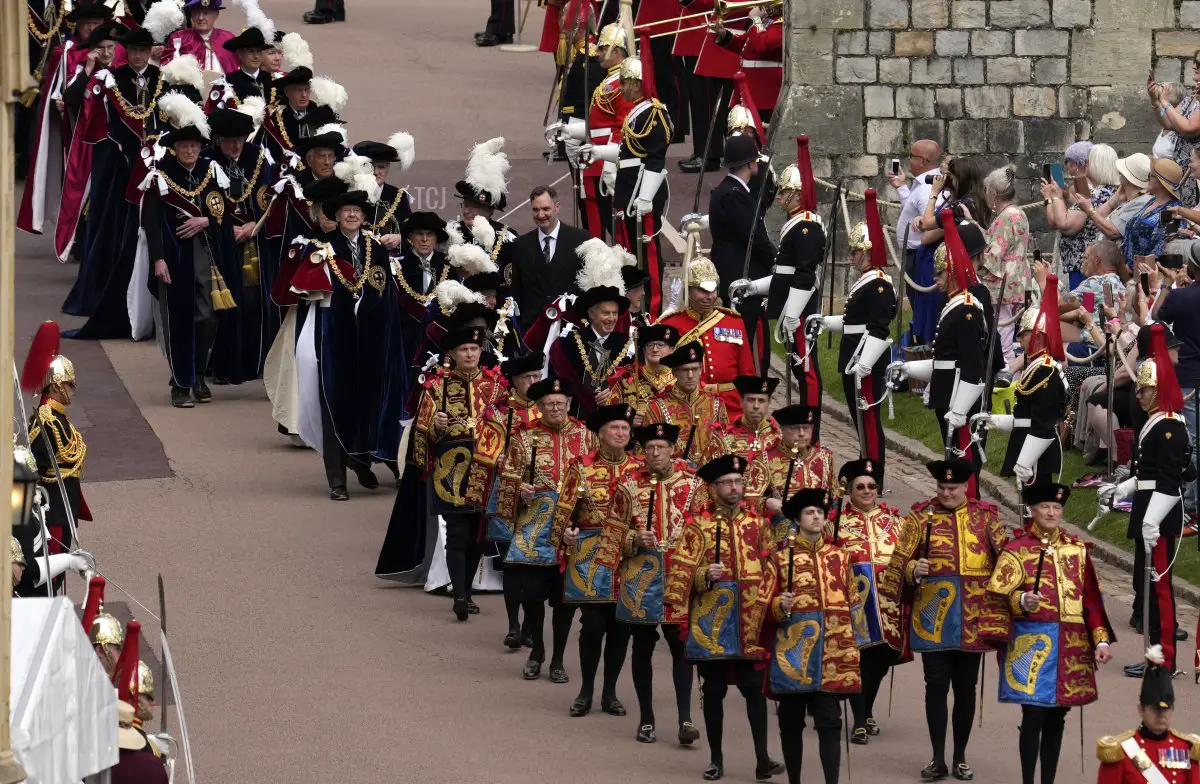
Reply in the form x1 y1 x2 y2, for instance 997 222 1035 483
11 597 119 783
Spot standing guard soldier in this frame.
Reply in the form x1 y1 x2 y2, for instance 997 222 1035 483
763 487 865 784
647 341 729 464
620 423 703 746
666 453 783 782
975 277 1069 486
1096 646 1200 784
757 403 834 534
410 326 509 619
604 322 678 420
807 189 897 484
493 374 594 683
987 481 1114 784
352 134 416 249
1111 323 1189 679
711 3 783 120
703 373 781 468
880 458 1010 782
836 458 907 744
555 403 639 717
658 257 757 417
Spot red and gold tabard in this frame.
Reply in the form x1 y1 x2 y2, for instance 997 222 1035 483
879 498 1009 654
618 460 705 625
479 392 541 499
986 526 1113 708
703 416 781 464
657 306 757 417
1097 728 1200 784
606 362 674 417
666 503 774 660
645 385 729 462
556 451 639 602
761 536 863 695
414 366 509 509
750 443 836 523
838 503 908 655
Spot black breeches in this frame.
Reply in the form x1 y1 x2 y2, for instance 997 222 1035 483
921 650 982 765
576 604 629 697
697 660 769 766
1018 705 1069 784
849 645 899 729
776 693 842 784
443 513 482 600
627 623 692 726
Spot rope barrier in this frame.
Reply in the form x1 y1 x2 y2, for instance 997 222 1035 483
812 174 1049 213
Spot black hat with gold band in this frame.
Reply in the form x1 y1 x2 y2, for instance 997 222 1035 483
925 458 975 485
838 458 879 485
633 422 681 446
661 341 705 368
733 374 779 398
697 453 747 483
587 403 636 433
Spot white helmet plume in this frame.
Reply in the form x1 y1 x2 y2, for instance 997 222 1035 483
160 53 202 90
233 0 276 43
463 137 509 204
142 0 184 43
333 153 374 187
575 239 625 294
237 95 267 128
448 243 498 277
158 92 210 138
470 215 496 253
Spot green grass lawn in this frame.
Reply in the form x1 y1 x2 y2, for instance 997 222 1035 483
775 326 1200 586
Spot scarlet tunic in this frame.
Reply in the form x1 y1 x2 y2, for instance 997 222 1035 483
714 18 784 109
657 306 757 416
1096 729 1200 784
645 384 729 462
838 504 907 655
586 67 636 178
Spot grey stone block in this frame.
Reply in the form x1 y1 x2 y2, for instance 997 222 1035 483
1058 86 1088 118
1014 30 1069 56
1183 1 1200 28
781 87 866 155
1023 118 1079 153
1069 30 1151 86
990 0 1051 26
866 119 904 153
837 56 878 84
912 58 954 84
949 119 988 153
841 155 881 177
837 31 868 55
987 119 1025 153
1012 86 1058 117
971 30 1013 56
1157 32 1200 58
908 119 946 147
1087 85 1166 147
964 86 1011 118
912 0 951 26
895 31 935 57
792 29 836 86
1034 58 1068 85
896 87 936 118
793 0 865 28
951 0 987 26
1051 0 1090 26
865 85 895 117
1155 58 1183 86
1094 0 1173 29
954 58 986 85
879 58 912 84
935 30 970 56
869 32 893 54
987 57 1032 84
869 0 909 29
936 88 964 118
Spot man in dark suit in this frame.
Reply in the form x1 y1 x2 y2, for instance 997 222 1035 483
510 185 590 324
708 134 776 370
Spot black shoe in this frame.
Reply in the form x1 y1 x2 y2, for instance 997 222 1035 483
754 760 785 780
1177 627 1189 641
1129 613 1143 630
302 10 332 23
952 763 974 781
1132 618 1144 635
330 487 349 501
637 724 656 743
171 387 194 408
866 717 880 736
521 632 534 648
522 659 542 680
1125 662 1146 678
851 726 869 745
601 697 626 716
504 630 522 650
679 721 700 745
194 379 212 403
474 30 488 40
921 761 949 781
453 598 469 621
569 696 592 717
702 763 724 781
465 600 480 615
476 33 501 46
352 464 379 490
678 155 703 172
549 664 569 684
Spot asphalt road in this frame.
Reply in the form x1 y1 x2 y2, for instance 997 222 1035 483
12 1 1200 781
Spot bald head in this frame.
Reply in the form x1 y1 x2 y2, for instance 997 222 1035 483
910 140 941 176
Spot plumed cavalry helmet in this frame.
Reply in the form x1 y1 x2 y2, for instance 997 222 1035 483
43 355 75 392
597 23 628 52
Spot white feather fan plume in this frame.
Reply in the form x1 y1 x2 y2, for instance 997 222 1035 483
142 0 185 44
158 92 210 138
310 76 348 114
353 173 382 203
313 123 348 145
615 246 637 267
463 137 509 201
448 243 498 277
445 221 465 247
280 32 313 71
575 239 626 294
236 95 266 128
387 131 415 172
160 53 202 90
333 152 373 187
1146 644 1165 665
433 280 484 311
470 215 496 253
233 0 276 42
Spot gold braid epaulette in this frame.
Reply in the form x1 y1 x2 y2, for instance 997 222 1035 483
1096 730 1134 763
1014 357 1054 396
622 99 670 158
592 76 617 116
31 403 86 481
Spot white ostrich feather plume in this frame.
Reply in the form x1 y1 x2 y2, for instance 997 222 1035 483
616 246 637 267
353 173 381 202
280 32 313 71
160 53 202 90
463 137 509 201
433 280 484 311
445 221 465 247
233 0 276 42
142 0 184 43
158 92 210 138
575 239 625 294
387 131 415 172
310 76 348 114
1146 644 1165 665
313 123 347 144
448 243 498 276
333 153 373 187
470 215 496 253
236 95 266 128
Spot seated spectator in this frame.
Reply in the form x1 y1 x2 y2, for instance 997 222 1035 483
1041 142 1119 288
1061 240 1129 345
1150 54 1200 206
1083 153 1151 241
1117 158 1182 267
981 165 1030 363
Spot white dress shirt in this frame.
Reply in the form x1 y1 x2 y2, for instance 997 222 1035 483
894 168 942 250
538 222 561 262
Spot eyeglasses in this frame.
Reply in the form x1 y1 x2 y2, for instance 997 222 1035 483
853 482 877 491
540 401 568 409
712 478 745 488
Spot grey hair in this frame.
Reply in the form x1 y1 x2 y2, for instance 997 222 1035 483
984 165 1017 203
1162 82 1187 107
1088 144 1120 187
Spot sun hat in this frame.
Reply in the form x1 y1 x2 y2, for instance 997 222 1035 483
1115 153 1151 190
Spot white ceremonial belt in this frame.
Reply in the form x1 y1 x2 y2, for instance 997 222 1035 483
741 60 780 68
1013 418 1031 428
774 265 796 274
933 360 956 369
843 324 866 335
1137 480 1158 490
619 158 645 169
1121 737 1169 784
590 128 612 139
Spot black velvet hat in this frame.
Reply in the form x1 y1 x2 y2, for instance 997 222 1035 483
925 458 976 485
661 341 705 369
781 487 833 519
633 422 680 446
697 453 748 483
501 352 544 380
733 374 779 397
586 403 635 434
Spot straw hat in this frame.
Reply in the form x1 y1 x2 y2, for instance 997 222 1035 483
1115 153 1151 190
1152 158 1184 198
117 701 147 751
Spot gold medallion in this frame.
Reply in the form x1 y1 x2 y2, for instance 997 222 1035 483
205 191 225 220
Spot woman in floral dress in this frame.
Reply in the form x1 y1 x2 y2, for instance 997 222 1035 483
1040 143 1119 289
981 166 1031 364
1150 56 1200 207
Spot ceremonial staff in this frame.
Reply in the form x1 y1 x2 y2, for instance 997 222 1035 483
780 444 798 505
503 391 516 452
645 476 657 541
1023 548 1046 617
690 83 727 217
785 532 795 617
439 354 452 414
157 573 168 736
681 412 701 461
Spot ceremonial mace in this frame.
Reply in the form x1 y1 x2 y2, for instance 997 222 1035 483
786 531 795 618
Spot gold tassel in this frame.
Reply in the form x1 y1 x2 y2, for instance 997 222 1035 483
210 263 238 311
554 30 568 68
19 86 41 108
241 242 260 287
